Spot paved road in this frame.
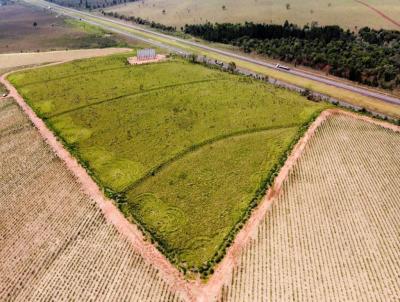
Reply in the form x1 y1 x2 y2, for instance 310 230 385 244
29 0 400 107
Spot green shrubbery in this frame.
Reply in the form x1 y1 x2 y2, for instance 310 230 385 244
184 22 400 91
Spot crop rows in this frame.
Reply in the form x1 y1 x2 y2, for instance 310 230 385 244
0 100 182 301
219 114 400 302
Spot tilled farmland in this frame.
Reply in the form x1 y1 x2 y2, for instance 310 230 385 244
219 114 400 302
0 99 182 301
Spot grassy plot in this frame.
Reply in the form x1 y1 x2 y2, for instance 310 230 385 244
9 54 329 275
124 127 298 268
12 55 226 118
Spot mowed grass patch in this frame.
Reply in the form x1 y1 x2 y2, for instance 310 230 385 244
47 78 324 191
9 54 330 274
11 55 227 118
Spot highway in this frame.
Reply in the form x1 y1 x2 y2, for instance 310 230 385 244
29 0 400 107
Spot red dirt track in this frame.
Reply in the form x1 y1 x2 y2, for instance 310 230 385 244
2 66 400 301
355 0 400 28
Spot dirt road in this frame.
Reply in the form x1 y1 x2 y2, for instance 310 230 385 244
355 0 400 28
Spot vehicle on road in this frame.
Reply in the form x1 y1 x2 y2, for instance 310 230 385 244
275 64 290 71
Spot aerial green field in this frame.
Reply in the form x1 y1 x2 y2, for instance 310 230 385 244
106 0 400 30
9 53 329 275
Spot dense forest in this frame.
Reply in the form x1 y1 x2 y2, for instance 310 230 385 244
46 0 137 9
184 22 400 90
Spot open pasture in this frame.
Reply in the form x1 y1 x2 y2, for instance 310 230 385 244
219 114 400 301
0 98 182 301
9 54 329 273
106 0 400 30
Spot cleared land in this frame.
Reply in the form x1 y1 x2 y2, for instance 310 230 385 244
0 98 183 301
0 48 130 71
219 114 400 301
107 0 400 30
9 54 329 273
0 3 130 53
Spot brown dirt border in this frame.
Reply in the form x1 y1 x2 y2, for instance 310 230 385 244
2 63 399 301
354 0 400 29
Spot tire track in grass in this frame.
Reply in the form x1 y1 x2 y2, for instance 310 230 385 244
46 78 228 119
122 124 300 193
17 66 128 88
354 0 400 28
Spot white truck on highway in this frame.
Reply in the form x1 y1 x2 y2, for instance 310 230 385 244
275 64 291 71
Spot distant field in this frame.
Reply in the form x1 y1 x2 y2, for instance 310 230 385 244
0 98 182 301
0 2 129 53
9 54 329 273
220 114 400 301
106 0 400 30
0 48 130 71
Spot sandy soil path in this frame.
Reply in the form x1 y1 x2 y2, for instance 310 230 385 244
2 63 399 301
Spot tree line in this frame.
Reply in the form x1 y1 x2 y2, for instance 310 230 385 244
184 22 400 90
47 0 137 10
101 11 176 32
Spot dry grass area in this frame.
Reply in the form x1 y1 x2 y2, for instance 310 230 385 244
219 114 400 301
107 0 400 30
0 48 130 70
0 98 182 301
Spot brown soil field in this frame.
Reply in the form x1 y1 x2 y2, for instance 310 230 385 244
218 113 400 301
0 3 133 54
0 48 130 70
0 98 184 301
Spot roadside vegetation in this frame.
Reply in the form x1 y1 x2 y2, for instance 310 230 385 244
102 10 177 33
47 0 137 9
184 22 400 91
9 53 329 277
0 82 7 95
86 8 400 118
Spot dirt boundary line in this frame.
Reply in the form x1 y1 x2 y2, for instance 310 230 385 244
2 64 399 301
354 0 400 28
198 108 400 301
